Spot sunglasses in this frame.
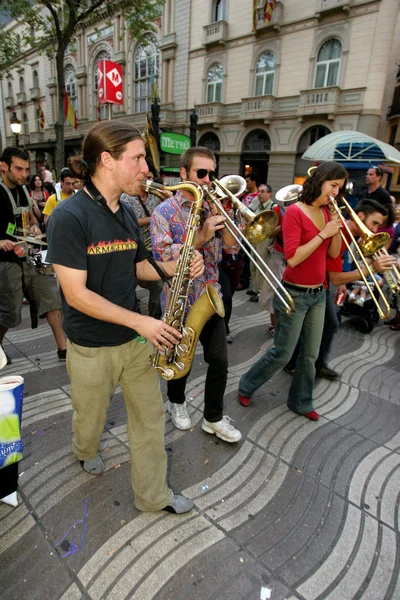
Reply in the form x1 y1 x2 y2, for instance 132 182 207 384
191 168 217 180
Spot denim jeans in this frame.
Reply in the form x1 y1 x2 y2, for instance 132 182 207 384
167 314 227 422
239 285 326 414
286 286 339 371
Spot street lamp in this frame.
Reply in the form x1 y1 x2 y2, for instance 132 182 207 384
10 112 21 147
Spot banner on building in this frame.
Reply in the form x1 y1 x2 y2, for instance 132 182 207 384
64 92 78 129
265 0 277 22
37 103 45 130
97 60 123 105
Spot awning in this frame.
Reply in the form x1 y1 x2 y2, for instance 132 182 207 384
302 130 400 165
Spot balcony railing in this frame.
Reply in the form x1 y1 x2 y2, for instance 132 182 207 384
29 131 44 144
30 87 40 101
197 102 224 126
256 2 282 32
315 0 352 17
16 92 27 104
297 86 341 119
203 21 228 47
5 96 14 109
241 95 275 123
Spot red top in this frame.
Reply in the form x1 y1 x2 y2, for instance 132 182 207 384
273 205 284 253
283 204 331 285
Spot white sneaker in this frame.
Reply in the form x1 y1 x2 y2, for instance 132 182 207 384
202 416 242 443
168 401 192 430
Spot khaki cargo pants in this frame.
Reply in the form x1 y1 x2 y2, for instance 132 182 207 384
66 337 173 512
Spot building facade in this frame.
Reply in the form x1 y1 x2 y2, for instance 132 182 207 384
1 0 400 193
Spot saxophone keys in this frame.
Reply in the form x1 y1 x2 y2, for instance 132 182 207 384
176 343 188 356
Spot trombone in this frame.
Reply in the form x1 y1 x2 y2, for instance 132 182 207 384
204 175 295 314
329 194 391 320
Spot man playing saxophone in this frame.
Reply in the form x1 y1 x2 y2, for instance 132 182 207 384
151 146 242 442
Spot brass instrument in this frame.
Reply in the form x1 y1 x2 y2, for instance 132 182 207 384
143 179 225 381
373 249 400 296
275 184 303 210
329 194 391 320
204 175 295 314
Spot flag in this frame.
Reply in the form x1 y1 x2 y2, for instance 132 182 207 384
64 91 78 129
253 0 259 30
150 73 159 102
37 103 45 130
265 0 277 22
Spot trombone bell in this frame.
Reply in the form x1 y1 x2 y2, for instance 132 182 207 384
245 210 279 245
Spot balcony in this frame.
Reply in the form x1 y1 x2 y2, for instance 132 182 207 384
255 2 282 33
297 87 341 120
5 96 14 109
203 21 228 47
160 33 177 59
16 92 27 105
197 102 224 127
241 95 275 124
29 131 44 144
388 100 400 120
315 0 352 18
30 87 40 101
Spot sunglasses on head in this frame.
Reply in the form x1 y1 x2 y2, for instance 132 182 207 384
191 168 217 180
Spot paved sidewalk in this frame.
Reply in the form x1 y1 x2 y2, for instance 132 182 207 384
1 291 400 600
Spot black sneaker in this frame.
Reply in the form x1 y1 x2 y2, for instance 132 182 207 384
316 366 339 380
246 289 258 296
57 348 67 362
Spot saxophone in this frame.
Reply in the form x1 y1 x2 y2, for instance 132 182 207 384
144 180 225 381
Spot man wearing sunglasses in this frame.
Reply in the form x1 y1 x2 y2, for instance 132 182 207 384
150 146 242 443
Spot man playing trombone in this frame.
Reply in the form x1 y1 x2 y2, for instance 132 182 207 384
151 146 242 443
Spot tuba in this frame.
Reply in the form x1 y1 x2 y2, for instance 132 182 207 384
143 179 225 381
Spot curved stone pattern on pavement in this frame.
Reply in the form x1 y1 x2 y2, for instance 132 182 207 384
1 292 400 600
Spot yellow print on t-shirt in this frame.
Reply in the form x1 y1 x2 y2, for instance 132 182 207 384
87 238 138 255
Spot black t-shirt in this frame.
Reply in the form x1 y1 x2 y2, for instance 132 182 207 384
360 186 392 207
0 183 30 263
46 189 149 347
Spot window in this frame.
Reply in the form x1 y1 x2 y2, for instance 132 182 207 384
35 107 41 132
207 63 223 103
33 70 39 89
314 39 342 88
242 129 271 152
214 0 225 22
198 132 221 152
19 76 25 94
7 81 13 98
255 52 276 96
22 112 29 135
93 50 111 120
134 39 160 113
65 65 78 118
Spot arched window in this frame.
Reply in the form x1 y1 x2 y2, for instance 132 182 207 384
242 129 271 152
315 39 342 88
33 70 39 88
65 65 78 117
214 0 226 22
134 39 160 113
7 81 13 98
19 76 25 94
255 52 276 96
93 50 111 120
22 112 29 135
297 125 330 154
198 132 221 152
207 63 223 103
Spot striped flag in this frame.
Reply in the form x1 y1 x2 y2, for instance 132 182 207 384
37 103 45 130
265 0 277 22
64 91 78 129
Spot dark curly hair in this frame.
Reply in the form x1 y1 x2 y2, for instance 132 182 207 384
29 173 44 191
300 162 348 205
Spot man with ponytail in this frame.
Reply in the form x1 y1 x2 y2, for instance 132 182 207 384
46 121 204 514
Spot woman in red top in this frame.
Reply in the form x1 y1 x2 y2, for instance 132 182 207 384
238 162 347 420
29 173 49 226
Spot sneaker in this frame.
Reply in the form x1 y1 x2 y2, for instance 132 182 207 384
246 289 258 296
57 348 67 362
168 401 192 430
238 394 251 407
162 494 194 514
249 295 259 303
355 297 365 307
80 455 105 475
226 335 233 344
316 366 339 380
202 416 242 443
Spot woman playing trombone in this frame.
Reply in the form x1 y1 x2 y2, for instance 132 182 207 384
238 162 347 420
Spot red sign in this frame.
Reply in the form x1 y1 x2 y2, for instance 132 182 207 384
97 60 123 105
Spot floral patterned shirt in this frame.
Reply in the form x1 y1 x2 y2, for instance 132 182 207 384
150 190 222 312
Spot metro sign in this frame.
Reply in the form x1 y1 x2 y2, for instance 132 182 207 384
98 60 123 105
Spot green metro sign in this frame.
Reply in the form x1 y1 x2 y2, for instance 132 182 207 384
160 132 191 155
